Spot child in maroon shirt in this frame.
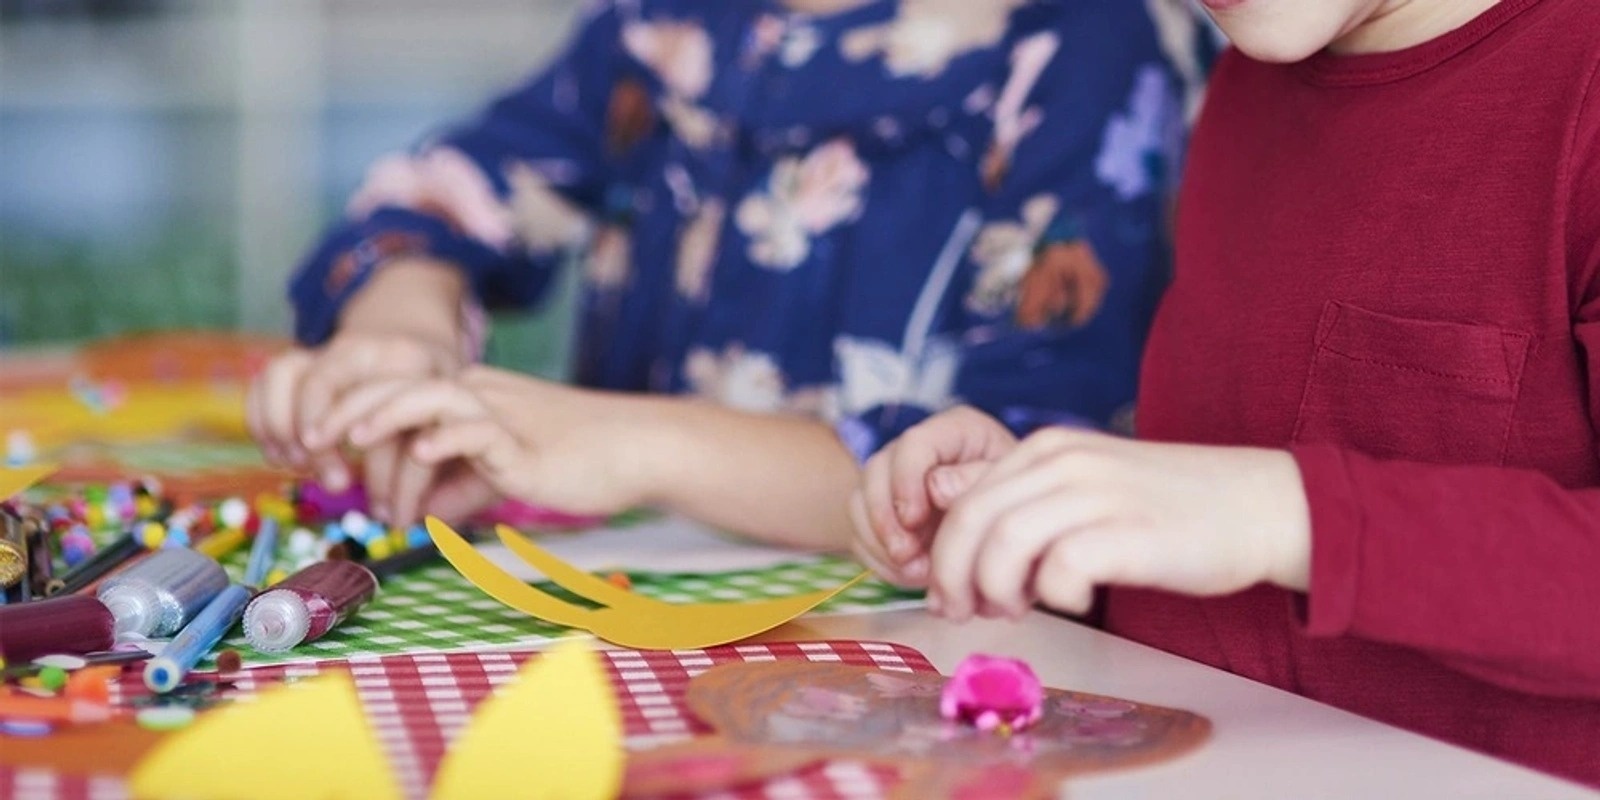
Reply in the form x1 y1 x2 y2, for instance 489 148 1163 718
852 0 1600 786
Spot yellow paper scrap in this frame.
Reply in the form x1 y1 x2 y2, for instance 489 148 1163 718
432 642 622 800
0 464 57 500
427 517 868 650
129 673 401 800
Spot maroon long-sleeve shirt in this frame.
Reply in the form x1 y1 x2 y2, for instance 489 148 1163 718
1118 0 1600 785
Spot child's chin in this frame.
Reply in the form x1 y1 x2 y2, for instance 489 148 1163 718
1222 28 1332 64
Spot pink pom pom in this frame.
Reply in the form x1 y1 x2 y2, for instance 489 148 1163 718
940 653 1044 734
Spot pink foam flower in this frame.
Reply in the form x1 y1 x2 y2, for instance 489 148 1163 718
940 654 1044 734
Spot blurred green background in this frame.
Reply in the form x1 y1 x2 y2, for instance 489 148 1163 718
0 0 586 376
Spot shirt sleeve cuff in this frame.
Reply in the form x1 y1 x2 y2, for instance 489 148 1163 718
1290 443 1365 637
288 208 507 345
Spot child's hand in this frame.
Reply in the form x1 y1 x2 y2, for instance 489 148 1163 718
851 406 1019 587
246 330 464 511
316 366 649 524
927 427 1312 621
246 257 471 522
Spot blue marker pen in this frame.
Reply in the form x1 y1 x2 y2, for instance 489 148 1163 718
144 518 279 693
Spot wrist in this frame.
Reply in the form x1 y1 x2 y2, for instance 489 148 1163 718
338 257 469 348
1260 450 1313 592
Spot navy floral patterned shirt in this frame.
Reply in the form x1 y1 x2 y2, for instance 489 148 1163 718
290 0 1188 458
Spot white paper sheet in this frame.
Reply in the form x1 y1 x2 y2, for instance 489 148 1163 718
473 514 824 580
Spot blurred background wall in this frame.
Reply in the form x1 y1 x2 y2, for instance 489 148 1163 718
0 0 586 374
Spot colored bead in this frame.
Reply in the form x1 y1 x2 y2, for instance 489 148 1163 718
37 666 68 692
287 527 320 559
405 525 430 549
294 500 321 525
322 522 347 544
364 536 393 561
134 495 158 520
164 528 192 548
605 572 632 591
138 521 167 549
216 650 243 673
64 667 116 704
387 527 408 552
340 510 369 538
357 520 385 546
266 569 288 587
218 497 250 530
61 529 97 567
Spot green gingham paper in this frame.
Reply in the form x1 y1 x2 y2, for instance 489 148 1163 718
213 552 922 667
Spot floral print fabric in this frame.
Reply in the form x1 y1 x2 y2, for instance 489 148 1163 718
290 0 1186 457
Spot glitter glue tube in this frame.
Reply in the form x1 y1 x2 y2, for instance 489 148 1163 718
0 594 116 663
0 517 25 593
144 520 279 693
96 548 229 638
242 560 377 653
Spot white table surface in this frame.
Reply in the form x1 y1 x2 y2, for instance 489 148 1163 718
756 609 1598 800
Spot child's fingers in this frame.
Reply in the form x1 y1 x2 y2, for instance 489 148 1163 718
363 439 402 521
387 451 440 528
245 376 287 467
861 450 920 564
410 418 503 466
310 377 414 450
349 380 485 448
256 351 314 468
847 491 908 584
970 494 1108 619
929 463 1069 621
1032 536 1101 616
926 461 992 510
421 467 501 524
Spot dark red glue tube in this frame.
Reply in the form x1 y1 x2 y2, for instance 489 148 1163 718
0 594 116 664
241 560 378 653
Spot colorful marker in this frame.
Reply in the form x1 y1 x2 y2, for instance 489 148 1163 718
0 594 116 664
145 519 279 693
97 548 228 637
47 531 144 596
242 559 377 653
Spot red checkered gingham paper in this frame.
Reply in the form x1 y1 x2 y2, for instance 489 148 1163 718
1 641 934 800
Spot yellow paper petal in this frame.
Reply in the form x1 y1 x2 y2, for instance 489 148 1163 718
586 576 866 650
429 516 871 650
426 517 601 629
0 464 57 500
494 524 647 610
431 642 622 800
129 673 401 800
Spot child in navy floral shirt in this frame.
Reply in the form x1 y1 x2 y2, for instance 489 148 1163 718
248 0 1187 549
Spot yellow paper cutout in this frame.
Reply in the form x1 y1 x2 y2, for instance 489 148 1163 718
426 517 868 650
0 464 58 500
129 672 401 800
432 642 622 800
0 383 246 449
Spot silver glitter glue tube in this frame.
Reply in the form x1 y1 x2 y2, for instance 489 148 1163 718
96 548 229 638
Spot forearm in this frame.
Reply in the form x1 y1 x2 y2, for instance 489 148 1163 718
337 257 469 343
628 398 860 552
1294 444 1600 697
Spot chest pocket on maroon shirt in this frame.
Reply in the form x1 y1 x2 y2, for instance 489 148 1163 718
1290 301 1530 465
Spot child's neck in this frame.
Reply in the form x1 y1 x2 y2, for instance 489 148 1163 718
780 0 874 15
1331 0 1501 54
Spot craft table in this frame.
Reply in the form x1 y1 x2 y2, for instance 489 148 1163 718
765 610 1599 799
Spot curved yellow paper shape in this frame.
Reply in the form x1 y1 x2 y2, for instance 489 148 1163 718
493 524 644 609
426 517 601 629
130 673 400 800
428 516 870 650
0 464 57 501
431 642 622 800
